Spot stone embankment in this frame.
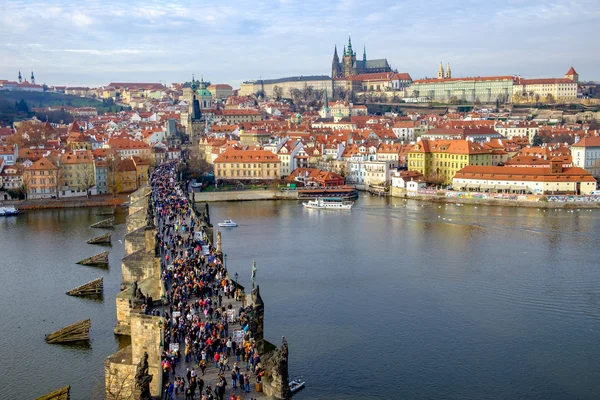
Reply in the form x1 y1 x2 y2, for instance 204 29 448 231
391 187 600 209
1 194 128 210
192 189 298 202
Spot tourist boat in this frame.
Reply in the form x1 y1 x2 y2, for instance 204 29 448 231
302 197 353 210
0 206 19 216
289 378 306 393
217 219 238 227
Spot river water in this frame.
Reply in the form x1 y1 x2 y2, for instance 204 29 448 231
1 198 600 399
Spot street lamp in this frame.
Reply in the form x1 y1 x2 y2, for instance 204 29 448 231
234 272 238 286
224 253 228 268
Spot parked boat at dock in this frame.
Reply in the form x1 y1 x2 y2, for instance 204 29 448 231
303 197 353 210
0 206 19 216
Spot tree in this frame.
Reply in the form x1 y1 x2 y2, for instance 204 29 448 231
272 85 283 101
545 93 555 104
106 150 123 196
411 90 420 98
448 96 460 105
531 132 543 147
495 98 500 110
20 171 31 200
80 165 96 198
53 164 63 199
42 84 49 92
512 93 522 104
289 88 302 104
534 93 540 104
424 171 446 188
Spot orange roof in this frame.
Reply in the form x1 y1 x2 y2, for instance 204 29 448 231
566 67 577 75
214 149 280 163
516 78 575 85
411 139 489 155
573 136 600 147
60 151 94 164
27 157 57 171
455 165 595 182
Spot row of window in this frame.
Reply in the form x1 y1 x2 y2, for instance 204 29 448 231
216 170 278 177
220 163 275 168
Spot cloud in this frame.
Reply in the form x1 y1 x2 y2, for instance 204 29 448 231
70 11 94 27
0 0 598 86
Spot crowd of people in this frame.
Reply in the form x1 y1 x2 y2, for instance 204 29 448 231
150 162 265 400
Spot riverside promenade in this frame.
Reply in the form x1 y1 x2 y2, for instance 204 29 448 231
150 162 288 400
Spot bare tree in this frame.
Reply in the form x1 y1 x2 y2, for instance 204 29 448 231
80 164 96 198
20 170 31 200
106 150 123 196
273 85 283 101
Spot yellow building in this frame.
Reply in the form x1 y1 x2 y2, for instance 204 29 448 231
24 157 58 199
59 150 95 196
214 149 281 181
408 139 491 184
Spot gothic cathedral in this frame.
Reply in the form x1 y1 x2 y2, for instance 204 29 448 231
331 36 392 78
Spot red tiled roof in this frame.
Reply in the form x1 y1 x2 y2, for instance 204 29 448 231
455 165 595 182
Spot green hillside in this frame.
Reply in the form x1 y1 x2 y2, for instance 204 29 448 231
0 91 128 126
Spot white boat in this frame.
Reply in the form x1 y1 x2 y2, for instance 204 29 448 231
289 378 306 393
0 206 19 216
303 197 353 210
217 219 237 227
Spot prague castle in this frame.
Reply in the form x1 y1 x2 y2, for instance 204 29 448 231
331 36 392 78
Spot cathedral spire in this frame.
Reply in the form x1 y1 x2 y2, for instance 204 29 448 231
437 62 445 79
333 45 339 59
446 62 451 79
363 45 366 62
31 71 35 85
347 35 353 55
18 70 22 83
191 74 197 91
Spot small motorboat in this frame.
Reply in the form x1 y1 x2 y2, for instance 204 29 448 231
218 219 237 227
0 206 19 216
289 378 306 394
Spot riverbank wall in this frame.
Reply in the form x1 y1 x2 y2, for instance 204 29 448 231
390 187 600 208
192 189 298 202
0 194 128 210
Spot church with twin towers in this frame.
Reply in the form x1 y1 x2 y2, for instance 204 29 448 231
331 36 393 78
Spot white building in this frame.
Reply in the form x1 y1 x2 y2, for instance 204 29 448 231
0 144 18 166
571 135 600 177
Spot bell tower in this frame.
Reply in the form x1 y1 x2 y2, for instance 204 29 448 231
437 62 445 79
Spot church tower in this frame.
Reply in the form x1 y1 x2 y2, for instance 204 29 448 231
343 35 356 77
363 45 367 63
437 62 445 79
31 71 35 85
319 89 332 119
565 66 579 82
18 70 22 83
331 45 342 78
187 75 205 144
445 62 451 79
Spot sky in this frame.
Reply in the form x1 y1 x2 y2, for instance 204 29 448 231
1 0 598 87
